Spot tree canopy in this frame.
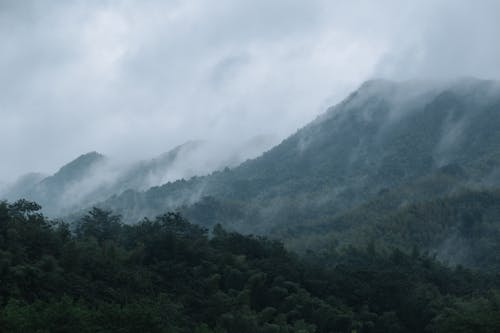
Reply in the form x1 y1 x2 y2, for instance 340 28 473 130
1 199 499 332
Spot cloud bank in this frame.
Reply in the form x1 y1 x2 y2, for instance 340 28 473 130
1 0 499 181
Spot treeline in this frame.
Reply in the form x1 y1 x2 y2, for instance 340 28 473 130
1 200 500 332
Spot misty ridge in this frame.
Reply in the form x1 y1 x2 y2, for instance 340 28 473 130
0 136 276 217
103 79 500 211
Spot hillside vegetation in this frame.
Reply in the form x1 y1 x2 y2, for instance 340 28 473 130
1 200 500 333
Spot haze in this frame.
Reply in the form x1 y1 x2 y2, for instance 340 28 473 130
1 0 500 182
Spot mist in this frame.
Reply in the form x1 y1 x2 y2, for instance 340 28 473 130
0 137 276 216
1 0 500 182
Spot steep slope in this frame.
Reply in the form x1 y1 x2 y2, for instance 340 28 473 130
100 78 500 233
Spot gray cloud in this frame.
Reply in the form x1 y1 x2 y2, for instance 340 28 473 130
1 0 499 182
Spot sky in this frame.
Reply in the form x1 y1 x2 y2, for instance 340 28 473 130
1 0 500 182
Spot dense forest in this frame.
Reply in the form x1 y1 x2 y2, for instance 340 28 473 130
281 188 500 270
1 199 500 332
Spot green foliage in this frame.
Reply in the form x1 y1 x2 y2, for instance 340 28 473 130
1 199 499 332
288 188 500 272
431 291 500 333
75 207 122 243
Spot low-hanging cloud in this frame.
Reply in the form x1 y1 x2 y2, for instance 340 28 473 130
1 0 499 182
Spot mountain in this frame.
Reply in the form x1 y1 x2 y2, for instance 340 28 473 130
1 146 207 216
111 141 206 193
0 172 47 200
2 152 107 215
1 137 276 217
98 78 500 236
112 137 276 193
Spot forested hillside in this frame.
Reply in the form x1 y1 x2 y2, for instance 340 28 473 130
1 200 500 332
284 188 500 270
99 79 500 236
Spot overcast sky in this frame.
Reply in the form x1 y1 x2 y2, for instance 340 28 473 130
1 0 499 181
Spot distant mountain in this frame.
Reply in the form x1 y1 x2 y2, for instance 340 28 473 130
112 137 276 193
111 141 206 193
1 152 106 215
1 137 276 216
42 152 106 186
98 78 500 237
1 172 47 200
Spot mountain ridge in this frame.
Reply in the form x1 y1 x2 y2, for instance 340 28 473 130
1 137 276 216
98 78 500 233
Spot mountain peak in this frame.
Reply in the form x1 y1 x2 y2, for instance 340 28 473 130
58 151 104 169
48 151 106 184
